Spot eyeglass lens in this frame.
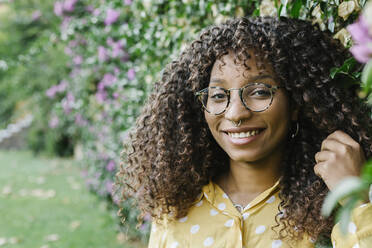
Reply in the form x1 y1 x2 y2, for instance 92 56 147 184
200 84 273 114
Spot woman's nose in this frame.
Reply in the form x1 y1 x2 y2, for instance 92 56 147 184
224 90 252 122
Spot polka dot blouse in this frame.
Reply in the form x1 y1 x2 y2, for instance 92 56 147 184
148 180 372 248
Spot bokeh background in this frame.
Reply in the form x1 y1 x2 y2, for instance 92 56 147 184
1 0 372 247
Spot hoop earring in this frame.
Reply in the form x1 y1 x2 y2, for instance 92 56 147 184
291 122 299 139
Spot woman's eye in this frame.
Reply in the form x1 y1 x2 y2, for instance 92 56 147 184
210 93 227 100
250 89 271 97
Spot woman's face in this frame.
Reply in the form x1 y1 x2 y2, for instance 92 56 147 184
204 51 297 164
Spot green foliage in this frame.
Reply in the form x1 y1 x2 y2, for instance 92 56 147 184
1 0 370 244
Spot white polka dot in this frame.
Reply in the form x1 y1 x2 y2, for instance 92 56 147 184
224 219 234 227
196 200 203 207
359 203 368 208
204 192 209 200
218 203 226 211
352 243 360 248
170 241 179 248
178 216 187 222
210 209 218 216
190 225 200 234
272 239 282 248
161 232 167 242
266 195 275 203
203 237 214 247
309 237 316 243
332 240 336 248
222 193 228 198
255 225 266 234
348 222 357 234
242 212 250 220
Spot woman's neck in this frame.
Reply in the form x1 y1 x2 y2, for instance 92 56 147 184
216 153 283 206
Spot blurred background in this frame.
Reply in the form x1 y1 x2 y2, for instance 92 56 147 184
0 0 371 247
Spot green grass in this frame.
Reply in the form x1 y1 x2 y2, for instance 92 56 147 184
0 150 146 248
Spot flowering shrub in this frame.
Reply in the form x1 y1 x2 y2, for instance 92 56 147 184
2 0 370 244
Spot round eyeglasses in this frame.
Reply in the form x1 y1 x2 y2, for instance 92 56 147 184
195 82 284 115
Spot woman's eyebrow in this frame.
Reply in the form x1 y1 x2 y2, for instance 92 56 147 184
209 74 273 84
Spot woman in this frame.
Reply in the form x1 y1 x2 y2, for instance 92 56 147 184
118 17 372 247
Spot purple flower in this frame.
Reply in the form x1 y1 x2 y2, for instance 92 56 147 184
96 90 107 103
86 5 94 12
62 92 75 114
106 160 116 172
46 85 57 99
113 92 119 99
105 181 114 194
61 16 72 32
73 55 83 65
124 0 132 5
127 68 136 80
54 1 64 16
49 116 59 128
31 10 41 21
63 0 78 12
98 46 108 62
104 8 120 26
64 47 73 56
93 8 100 16
100 73 117 87
75 113 87 126
347 15 372 63
57 80 68 92
111 40 124 58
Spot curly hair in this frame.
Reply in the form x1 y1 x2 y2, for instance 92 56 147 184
117 16 372 240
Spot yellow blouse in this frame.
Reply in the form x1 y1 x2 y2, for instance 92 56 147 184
148 180 372 248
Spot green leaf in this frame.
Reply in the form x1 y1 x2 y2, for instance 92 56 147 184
290 0 303 18
361 60 372 94
321 177 364 217
361 159 372 183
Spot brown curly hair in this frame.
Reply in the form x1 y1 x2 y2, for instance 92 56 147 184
117 16 372 240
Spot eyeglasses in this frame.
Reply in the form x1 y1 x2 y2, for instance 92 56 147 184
195 82 284 115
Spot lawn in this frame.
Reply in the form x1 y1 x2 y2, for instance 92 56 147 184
0 150 146 248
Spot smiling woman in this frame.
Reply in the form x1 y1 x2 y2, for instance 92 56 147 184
118 17 372 248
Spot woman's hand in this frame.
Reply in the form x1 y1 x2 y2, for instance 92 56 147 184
314 130 366 191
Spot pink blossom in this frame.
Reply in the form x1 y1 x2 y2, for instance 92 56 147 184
56 80 68 92
124 0 132 5
73 55 83 65
49 116 59 128
64 47 73 56
46 85 58 99
100 73 117 87
104 8 120 26
75 113 87 126
63 0 78 12
86 5 94 12
31 10 41 21
93 8 100 16
127 68 136 80
98 46 108 62
106 160 116 172
111 40 124 58
113 92 119 99
96 90 107 103
347 15 372 63
54 1 64 16
105 181 114 194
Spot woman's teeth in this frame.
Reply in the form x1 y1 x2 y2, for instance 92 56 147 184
228 130 260 138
